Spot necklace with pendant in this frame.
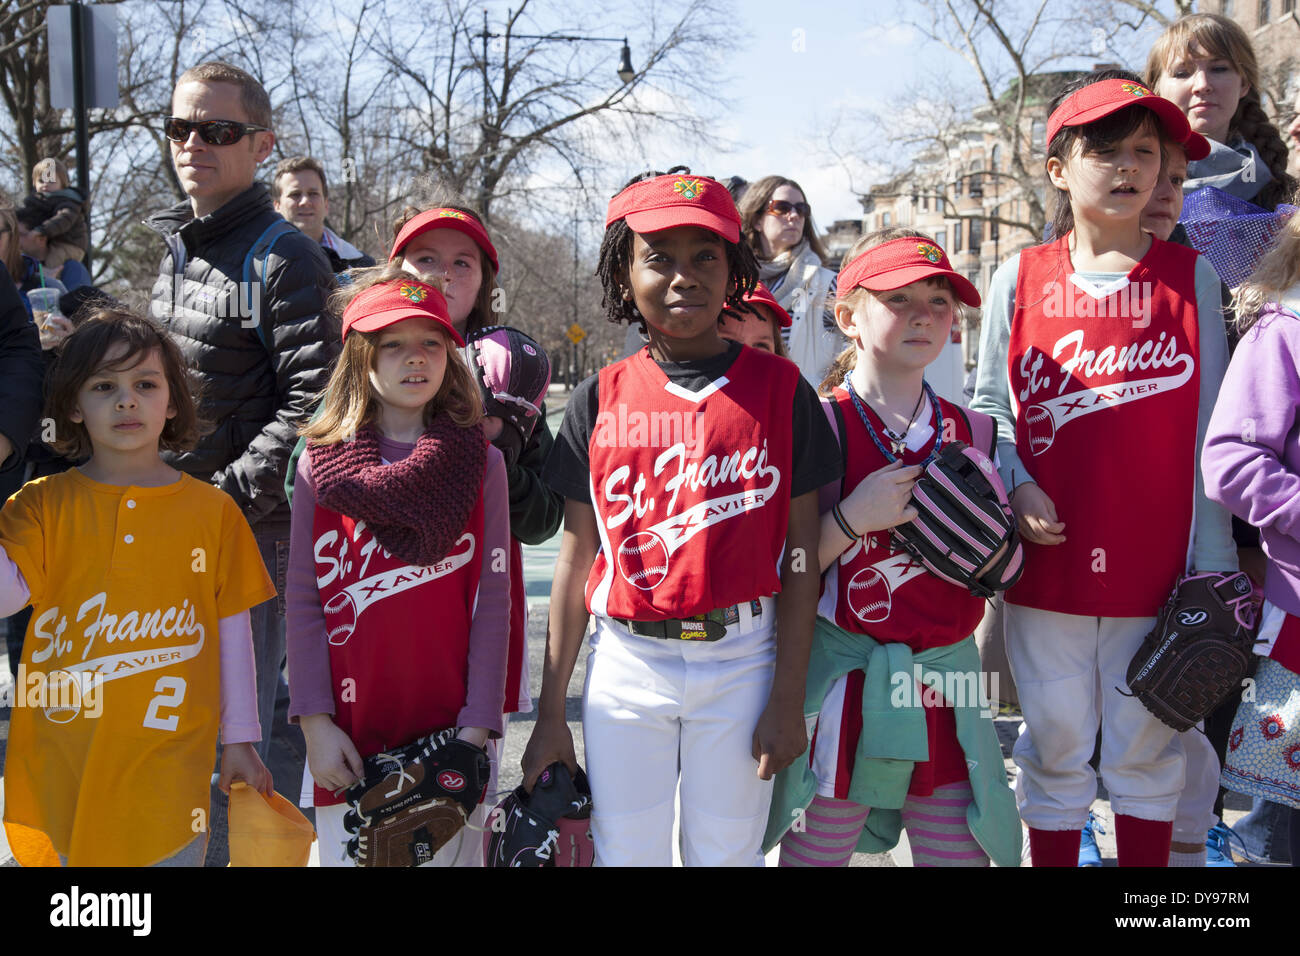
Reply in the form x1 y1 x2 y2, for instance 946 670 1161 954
843 376 945 463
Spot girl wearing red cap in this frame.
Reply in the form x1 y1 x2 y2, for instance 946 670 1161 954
523 168 842 865
285 269 511 866
717 282 792 358
764 228 1023 868
971 73 1238 866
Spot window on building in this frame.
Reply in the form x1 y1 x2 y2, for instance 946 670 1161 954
991 216 1000 241
1221 0 1234 13
990 145 1001 172
934 227 946 249
953 222 963 253
1259 0 1271 21
1283 0 1294 13
1030 119 1046 154
883 211 892 227
969 218 981 248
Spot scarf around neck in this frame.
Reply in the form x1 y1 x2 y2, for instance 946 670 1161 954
1186 137 1272 202
758 239 826 311
311 413 486 567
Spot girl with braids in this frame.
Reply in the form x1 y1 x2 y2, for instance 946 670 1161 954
522 168 841 865
1146 12 1298 212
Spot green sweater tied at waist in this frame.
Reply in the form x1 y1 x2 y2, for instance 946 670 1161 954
764 616 1021 867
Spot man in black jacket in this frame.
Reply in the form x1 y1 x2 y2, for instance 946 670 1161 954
149 62 338 767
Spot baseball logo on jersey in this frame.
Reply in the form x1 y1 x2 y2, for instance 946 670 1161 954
1018 328 1194 455
843 544 931 623
315 524 477 644
606 440 781 591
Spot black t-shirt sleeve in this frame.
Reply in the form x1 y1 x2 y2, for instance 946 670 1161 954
789 375 844 497
542 372 600 503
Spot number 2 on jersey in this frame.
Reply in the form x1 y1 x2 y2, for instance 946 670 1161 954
143 676 187 731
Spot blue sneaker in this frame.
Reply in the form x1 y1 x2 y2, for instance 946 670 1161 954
1206 822 1237 867
1079 812 1104 867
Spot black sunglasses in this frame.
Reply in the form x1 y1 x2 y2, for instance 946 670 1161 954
163 116 269 146
766 199 811 218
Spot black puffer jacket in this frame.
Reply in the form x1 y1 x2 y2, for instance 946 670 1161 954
148 184 338 535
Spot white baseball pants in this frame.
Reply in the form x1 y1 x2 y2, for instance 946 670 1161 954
1004 604 1185 829
583 604 776 866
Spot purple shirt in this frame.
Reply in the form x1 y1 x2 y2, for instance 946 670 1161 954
1203 287 1300 659
286 434 512 736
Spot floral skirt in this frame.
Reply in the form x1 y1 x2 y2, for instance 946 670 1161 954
1221 657 1300 810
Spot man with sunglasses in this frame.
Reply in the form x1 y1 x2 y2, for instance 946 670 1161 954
146 62 337 833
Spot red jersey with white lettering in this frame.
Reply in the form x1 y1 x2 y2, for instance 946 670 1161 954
585 346 798 620
819 390 989 647
1007 235 1200 616
813 390 986 795
312 493 484 806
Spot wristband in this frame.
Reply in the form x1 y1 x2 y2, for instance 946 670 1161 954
831 503 861 540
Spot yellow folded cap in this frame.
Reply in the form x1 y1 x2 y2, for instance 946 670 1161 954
227 783 316 867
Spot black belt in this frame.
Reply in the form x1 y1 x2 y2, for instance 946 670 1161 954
616 600 763 642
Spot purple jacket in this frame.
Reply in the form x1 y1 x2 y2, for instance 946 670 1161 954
1203 288 1300 659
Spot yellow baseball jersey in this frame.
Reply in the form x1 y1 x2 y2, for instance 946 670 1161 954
0 469 275 866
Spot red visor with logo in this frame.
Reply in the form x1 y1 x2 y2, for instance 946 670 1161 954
605 173 741 243
837 238 981 307
390 208 499 273
739 282 792 328
341 278 464 346
1046 79 1196 155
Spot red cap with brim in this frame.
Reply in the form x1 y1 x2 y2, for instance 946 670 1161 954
838 237 981 308
341 278 465 347
390 208 499 273
1046 78 1191 151
1177 130 1211 162
741 282 792 328
605 173 741 243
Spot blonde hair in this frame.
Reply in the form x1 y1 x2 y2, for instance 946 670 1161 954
818 228 963 395
303 265 483 445
1145 14 1298 210
1232 208 1300 334
32 158 70 191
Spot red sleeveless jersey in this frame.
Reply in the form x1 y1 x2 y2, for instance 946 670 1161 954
311 489 484 806
816 389 986 794
1007 236 1200 616
586 346 799 620
820 389 990 647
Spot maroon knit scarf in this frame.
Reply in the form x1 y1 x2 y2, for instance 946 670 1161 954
311 414 486 567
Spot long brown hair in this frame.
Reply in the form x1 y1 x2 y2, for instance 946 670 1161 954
737 175 829 262
303 266 482 446
390 201 500 338
46 309 203 459
1145 14 1298 211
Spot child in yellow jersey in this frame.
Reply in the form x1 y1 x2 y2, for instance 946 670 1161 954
0 309 276 866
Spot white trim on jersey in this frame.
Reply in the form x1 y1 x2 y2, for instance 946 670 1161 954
588 472 616 617
663 377 729 404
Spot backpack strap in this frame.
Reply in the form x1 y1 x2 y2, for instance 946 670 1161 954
947 400 997 459
241 219 298 356
818 395 848 517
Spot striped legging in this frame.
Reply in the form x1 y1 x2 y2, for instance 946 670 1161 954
779 782 989 867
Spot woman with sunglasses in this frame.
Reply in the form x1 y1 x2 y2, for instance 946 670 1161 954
736 176 843 385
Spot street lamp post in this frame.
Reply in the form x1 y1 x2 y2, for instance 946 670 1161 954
476 11 636 210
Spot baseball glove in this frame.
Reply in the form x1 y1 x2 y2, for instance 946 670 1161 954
891 440 1024 598
1124 570 1261 732
483 762 594 867
343 729 491 867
